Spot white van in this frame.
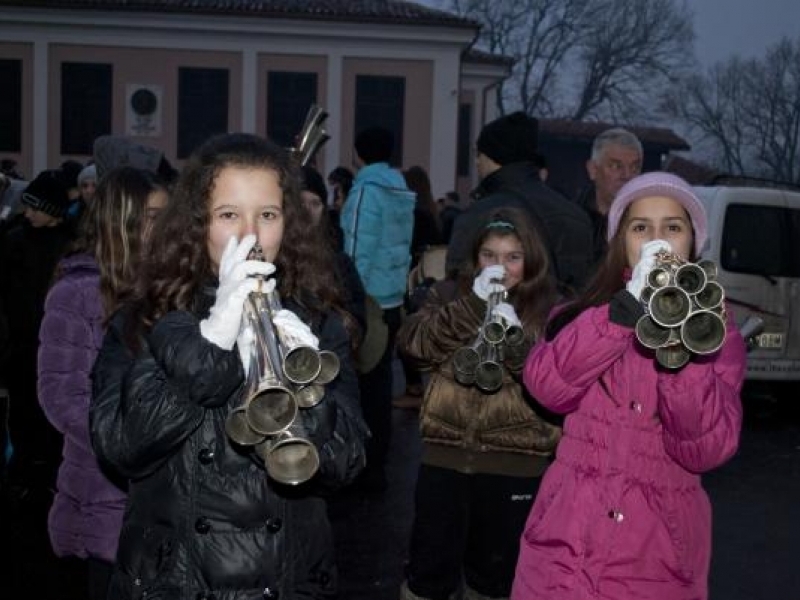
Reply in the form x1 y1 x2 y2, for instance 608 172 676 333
693 184 800 384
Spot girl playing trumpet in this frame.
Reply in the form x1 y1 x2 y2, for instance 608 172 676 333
396 207 561 600
90 133 367 600
512 172 747 600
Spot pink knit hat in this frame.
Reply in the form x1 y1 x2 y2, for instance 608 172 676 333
606 171 707 255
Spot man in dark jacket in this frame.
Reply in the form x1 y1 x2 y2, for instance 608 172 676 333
0 170 73 493
574 127 643 265
446 112 593 295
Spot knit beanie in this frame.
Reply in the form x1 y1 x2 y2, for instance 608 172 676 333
476 111 539 166
58 160 84 190
354 127 394 165
606 171 708 255
77 164 97 186
21 170 71 218
93 135 164 180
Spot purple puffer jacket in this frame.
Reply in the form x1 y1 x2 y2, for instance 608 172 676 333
37 253 126 563
512 302 746 600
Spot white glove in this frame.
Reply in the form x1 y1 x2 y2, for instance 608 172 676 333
472 265 506 301
273 309 319 349
627 239 672 301
236 321 256 376
200 235 276 351
492 301 521 328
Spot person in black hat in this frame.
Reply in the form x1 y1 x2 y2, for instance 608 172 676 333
0 169 75 498
446 111 594 296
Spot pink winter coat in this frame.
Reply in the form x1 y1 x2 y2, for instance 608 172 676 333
512 302 746 600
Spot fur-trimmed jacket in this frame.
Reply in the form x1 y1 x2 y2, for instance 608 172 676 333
397 280 561 478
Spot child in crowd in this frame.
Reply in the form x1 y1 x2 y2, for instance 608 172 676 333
397 207 562 600
38 166 168 600
512 172 747 600
89 133 367 599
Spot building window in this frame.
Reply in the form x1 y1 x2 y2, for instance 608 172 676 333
61 62 112 155
354 75 405 166
0 59 22 152
457 103 472 177
267 71 318 149
178 67 229 159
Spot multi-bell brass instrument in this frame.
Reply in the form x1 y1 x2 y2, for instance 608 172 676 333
634 250 727 369
223 243 339 485
289 105 330 167
452 283 524 393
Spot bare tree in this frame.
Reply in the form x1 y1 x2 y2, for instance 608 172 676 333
441 0 694 121
572 0 694 120
666 37 800 183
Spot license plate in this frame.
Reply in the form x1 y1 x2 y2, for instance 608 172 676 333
757 332 784 349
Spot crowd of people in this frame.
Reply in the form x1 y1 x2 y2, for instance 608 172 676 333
0 112 747 600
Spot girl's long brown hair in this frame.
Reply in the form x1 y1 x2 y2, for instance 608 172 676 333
456 206 556 339
66 166 167 320
124 133 351 347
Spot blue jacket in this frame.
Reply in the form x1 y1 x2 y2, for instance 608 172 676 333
340 162 416 309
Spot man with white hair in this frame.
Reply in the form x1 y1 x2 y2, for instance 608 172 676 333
575 127 643 264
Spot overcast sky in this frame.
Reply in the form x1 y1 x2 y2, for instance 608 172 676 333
692 0 800 66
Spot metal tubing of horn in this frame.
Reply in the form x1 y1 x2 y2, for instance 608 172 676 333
655 343 691 369
635 315 672 349
694 281 724 311
294 384 326 409
475 361 503 393
314 350 340 385
675 263 707 295
482 321 506 345
680 310 726 355
453 346 481 385
647 267 672 289
696 259 718 281
225 406 267 447
245 385 298 436
504 324 525 347
282 346 322 386
648 286 692 327
256 432 320 486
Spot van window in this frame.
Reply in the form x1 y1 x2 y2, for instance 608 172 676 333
721 204 800 277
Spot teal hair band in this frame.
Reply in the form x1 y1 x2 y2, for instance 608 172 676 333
485 220 515 230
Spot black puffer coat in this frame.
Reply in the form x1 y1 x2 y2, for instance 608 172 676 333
90 291 367 600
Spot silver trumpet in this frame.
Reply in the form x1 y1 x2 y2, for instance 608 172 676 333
223 243 339 485
634 249 727 368
452 283 523 393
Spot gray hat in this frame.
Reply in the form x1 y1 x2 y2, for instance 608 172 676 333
93 135 163 180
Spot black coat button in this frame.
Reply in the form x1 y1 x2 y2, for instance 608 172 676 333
262 587 279 599
198 448 215 464
266 517 283 533
195 517 211 534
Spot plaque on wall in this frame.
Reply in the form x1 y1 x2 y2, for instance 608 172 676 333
126 84 163 137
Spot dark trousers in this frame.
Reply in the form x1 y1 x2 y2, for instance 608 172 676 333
406 464 541 599
357 306 403 485
4 350 62 490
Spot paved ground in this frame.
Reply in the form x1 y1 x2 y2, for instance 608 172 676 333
1 373 799 599
327 375 800 600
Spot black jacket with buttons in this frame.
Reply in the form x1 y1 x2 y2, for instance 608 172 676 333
90 289 367 600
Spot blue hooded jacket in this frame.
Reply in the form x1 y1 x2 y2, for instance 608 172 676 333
341 162 416 309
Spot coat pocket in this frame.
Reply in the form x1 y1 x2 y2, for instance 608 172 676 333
115 522 179 594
